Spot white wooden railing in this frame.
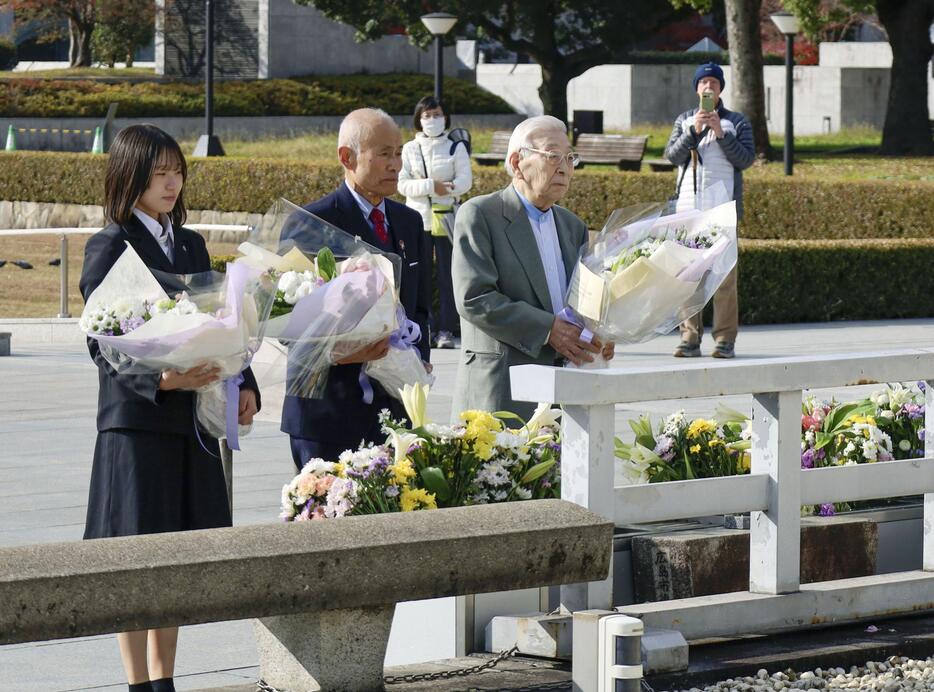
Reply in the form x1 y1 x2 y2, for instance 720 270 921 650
510 350 934 614
0 224 251 317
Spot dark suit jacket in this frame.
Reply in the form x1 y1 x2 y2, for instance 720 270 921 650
279 183 431 446
79 215 260 435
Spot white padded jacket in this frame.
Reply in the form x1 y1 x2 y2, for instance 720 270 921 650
398 131 473 231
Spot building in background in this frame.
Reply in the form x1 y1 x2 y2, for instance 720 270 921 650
156 0 472 80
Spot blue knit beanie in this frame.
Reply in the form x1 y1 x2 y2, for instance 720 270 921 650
692 62 725 91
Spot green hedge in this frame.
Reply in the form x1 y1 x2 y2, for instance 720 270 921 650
0 73 512 118
738 239 934 324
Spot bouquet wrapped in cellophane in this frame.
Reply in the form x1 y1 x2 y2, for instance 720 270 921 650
78 242 274 448
238 198 432 401
564 183 737 350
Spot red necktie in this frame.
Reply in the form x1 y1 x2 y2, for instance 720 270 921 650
369 207 389 246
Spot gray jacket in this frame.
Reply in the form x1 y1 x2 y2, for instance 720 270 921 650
450 185 588 420
664 102 755 219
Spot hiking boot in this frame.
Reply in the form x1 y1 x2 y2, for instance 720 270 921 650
673 341 701 358
712 341 735 359
434 331 456 349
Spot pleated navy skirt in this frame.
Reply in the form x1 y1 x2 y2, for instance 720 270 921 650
84 429 231 539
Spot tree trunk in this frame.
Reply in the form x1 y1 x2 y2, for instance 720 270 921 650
724 0 773 161
876 0 934 155
539 62 572 125
68 19 94 67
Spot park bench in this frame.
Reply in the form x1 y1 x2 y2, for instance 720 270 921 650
575 133 648 171
645 157 677 172
0 499 611 692
472 129 511 165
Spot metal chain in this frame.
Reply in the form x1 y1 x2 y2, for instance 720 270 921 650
382 644 521 684
256 645 524 691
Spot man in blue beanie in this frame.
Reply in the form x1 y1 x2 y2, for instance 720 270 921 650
664 62 755 359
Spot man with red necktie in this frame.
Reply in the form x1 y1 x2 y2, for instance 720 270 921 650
280 108 432 471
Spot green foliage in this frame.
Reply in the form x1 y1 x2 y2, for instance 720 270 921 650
0 74 512 118
0 38 16 71
91 0 155 68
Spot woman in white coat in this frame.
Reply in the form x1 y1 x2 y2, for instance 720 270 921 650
398 96 472 349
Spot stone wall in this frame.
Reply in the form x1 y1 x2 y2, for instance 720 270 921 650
0 200 256 244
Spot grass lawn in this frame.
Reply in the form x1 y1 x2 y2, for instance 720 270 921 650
0 67 159 80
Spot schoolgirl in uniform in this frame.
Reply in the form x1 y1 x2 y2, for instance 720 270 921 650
79 124 261 692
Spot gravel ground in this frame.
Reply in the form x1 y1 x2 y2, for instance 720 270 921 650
672 656 934 691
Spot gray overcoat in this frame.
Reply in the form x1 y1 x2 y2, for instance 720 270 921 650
450 185 588 420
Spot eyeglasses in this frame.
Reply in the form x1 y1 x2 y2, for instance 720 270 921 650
522 147 581 169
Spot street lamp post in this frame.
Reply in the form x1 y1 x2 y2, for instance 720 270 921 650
420 12 458 103
194 0 224 157
770 10 799 176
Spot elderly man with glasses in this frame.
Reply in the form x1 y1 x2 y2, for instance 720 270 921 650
450 115 613 420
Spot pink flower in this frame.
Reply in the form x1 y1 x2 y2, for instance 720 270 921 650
801 414 821 431
315 475 336 495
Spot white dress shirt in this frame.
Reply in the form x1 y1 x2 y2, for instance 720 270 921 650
133 208 175 263
513 186 567 315
345 181 390 236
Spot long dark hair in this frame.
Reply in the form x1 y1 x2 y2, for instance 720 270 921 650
412 95 450 132
104 124 188 228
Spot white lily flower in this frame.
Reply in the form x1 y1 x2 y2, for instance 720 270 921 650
387 429 424 466
399 383 430 428
524 402 562 436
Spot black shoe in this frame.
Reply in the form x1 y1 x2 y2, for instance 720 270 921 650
48 258 61 266
150 679 175 692
12 260 33 269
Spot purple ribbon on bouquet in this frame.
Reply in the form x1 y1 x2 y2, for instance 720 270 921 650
557 307 595 344
358 307 422 404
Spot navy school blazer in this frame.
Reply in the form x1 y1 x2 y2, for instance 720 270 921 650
279 183 431 445
79 215 260 435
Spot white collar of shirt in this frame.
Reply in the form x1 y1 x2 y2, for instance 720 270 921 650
133 208 174 261
345 181 389 229
511 186 567 314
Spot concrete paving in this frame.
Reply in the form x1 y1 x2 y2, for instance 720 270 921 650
1 319 933 690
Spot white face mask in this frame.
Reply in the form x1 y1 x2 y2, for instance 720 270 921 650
421 117 445 137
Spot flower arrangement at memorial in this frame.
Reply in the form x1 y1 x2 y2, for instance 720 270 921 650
614 405 751 486
562 190 737 350
615 382 926 516
279 384 563 521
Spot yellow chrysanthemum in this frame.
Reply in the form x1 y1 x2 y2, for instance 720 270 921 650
389 458 416 486
400 487 437 512
689 444 701 454
333 462 346 478
708 438 723 447
687 419 716 439
461 410 502 461
740 452 751 472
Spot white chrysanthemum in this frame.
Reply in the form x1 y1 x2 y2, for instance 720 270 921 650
303 458 334 475
515 487 532 500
